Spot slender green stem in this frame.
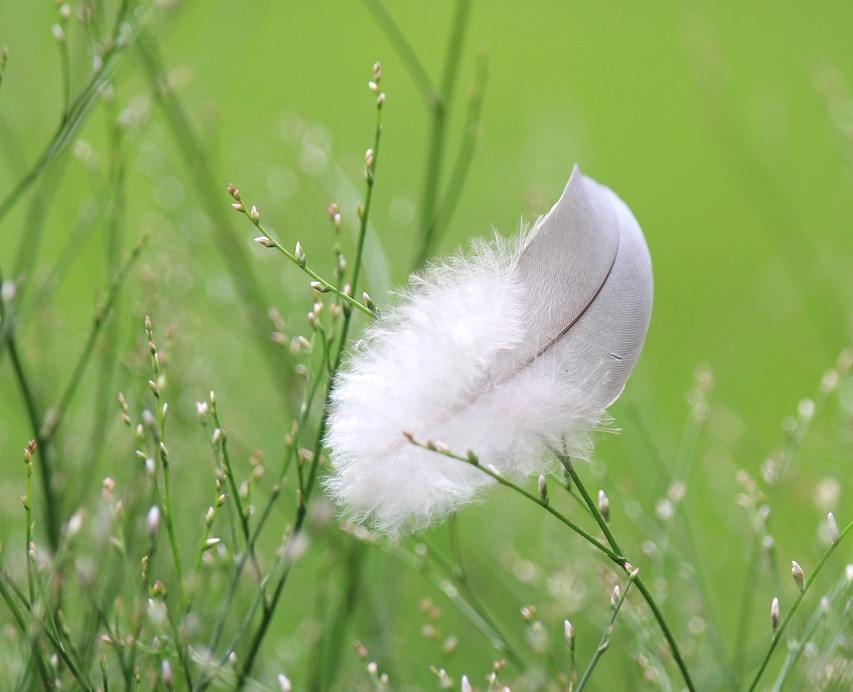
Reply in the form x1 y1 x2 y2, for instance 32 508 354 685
747 520 852 691
423 535 526 669
23 443 35 603
0 46 8 95
417 0 471 265
237 206 374 319
416 0 473 266
0 568 28 633
434 52 489 235
0 568 93 690
0 0 137 225
136 34 296 403
332 95 384 372
0 270 60 549
41 233 147 442
733 379 827 682
234 75 387 689
146 317 186 611
208 400 262 580
576 569 639 691
565 462 696 692
407 438 626 566
770 576 842 691
359 0 438 106
57 22 71 117
377 537 521 665
203 327 328 663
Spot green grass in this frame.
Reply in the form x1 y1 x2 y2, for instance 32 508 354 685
1 1 851 689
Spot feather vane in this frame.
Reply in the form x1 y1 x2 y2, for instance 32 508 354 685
325 166 653 533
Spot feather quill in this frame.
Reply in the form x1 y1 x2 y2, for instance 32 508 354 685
325 166 653 533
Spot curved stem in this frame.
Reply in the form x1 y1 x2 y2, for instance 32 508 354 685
576 569 639 691
746 520 852 691
565 463 696 692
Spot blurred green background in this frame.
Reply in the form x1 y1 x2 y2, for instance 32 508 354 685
1 1 851 688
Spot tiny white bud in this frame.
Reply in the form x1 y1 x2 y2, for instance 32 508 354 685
564 619 574 648
1 279 16 304
461 675 472 692
249 205 260 222
52 24 64 42
161 660 173 687
827 512 839 543
538 474 548 505
204 537 221 550
278 674 292 692
598 489 610 522
367 661 378 674
147 506 160 537
368 80 379 92
791 561 805 592
294 241 306 267
770 597 780 632
610 584 621 607
66 510 84 539
254 236 274 248
205 506 215 525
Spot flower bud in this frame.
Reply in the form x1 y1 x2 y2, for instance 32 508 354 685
147 506 160 538
770 597 780 632
564 619 575 650
610 584 621 608
791 561 805 592
537 474 548 505
598 489 610 522
827 512 839 543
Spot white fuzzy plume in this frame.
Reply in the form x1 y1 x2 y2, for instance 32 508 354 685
325 166 653 533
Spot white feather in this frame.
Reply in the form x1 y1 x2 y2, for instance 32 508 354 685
325 166 653 534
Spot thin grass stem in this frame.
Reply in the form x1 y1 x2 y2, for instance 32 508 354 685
0 277 60 549
406 438 626 566
575 568 639 691
135 34 297 400
434 52 488 235
416 0 473 266
564 461 696 692
746 519 852 691
0 0 137 226
236 204 374 320
42 233 147 442
359 0 438 106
